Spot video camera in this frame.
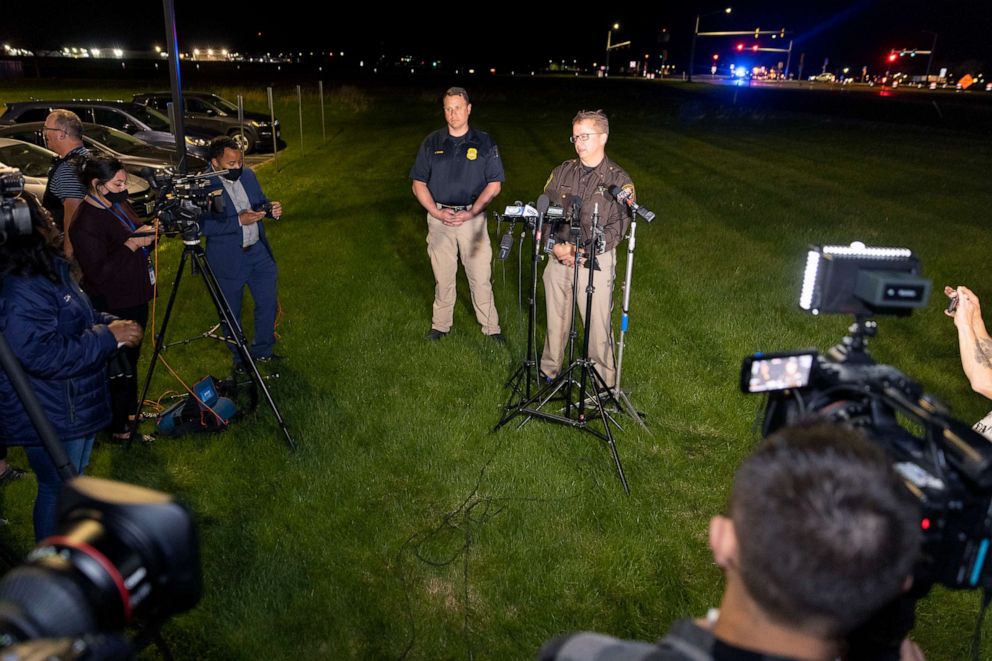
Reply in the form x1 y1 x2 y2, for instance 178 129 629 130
0 477 202 660
141 168 225 240
0 168 32 245
741 243 992 595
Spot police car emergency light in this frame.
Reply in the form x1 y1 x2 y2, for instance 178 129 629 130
799 242 931 316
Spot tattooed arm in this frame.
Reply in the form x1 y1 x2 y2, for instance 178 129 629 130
949 286 992 399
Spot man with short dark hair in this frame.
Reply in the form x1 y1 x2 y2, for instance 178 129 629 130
410 87 504 342
42 109 88 255
540 421 924 661
541 110 632 390
200 136 282 364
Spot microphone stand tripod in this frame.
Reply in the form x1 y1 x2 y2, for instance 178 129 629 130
495 205 629 493
129 224 296 450
498 209 545 413
609 213 649 431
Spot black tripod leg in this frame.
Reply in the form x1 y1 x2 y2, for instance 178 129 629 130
586 366 630 494
129 248 190 447
193 251 296 450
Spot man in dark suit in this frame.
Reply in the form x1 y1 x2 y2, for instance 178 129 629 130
200 136 282 364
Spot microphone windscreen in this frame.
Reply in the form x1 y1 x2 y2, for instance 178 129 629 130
536 194 551 214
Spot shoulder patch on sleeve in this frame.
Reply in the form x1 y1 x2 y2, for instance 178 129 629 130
544 172 554 191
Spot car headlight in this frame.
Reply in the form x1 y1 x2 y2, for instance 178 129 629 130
185 136 208 147
248 120 262 127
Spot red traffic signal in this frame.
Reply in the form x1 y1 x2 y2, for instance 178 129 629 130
736 43 744 52
887 52 898 62
752 45 759 52
712 53 719 61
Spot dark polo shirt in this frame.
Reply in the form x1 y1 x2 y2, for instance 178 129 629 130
410 127 504 207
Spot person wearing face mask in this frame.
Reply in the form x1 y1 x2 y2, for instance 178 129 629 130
69 156 157 441
199 135 283 367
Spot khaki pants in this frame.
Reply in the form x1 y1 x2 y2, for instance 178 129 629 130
426 212 500 335
540 249 616 388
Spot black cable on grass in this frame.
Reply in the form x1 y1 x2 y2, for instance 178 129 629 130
393 432 586 660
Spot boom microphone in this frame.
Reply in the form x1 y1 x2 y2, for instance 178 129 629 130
608 185 656 223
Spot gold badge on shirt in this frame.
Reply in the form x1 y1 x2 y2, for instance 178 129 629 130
466 148 478 161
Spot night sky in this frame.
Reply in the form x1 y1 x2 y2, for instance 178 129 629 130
3 1 990 75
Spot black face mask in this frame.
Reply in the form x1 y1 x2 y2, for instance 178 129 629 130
105 190 129 203
223 168 243 182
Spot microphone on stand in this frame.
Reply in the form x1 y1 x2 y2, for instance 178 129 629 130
608 185 656 223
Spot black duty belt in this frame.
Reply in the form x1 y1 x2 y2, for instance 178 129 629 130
436 203 472 211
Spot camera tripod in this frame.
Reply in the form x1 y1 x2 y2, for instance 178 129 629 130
130 230 296 450
496 204 629 493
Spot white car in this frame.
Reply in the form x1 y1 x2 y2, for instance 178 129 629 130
0 137 155 216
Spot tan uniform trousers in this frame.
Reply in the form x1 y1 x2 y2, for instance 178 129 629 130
540 248 616 388
426 212 500 335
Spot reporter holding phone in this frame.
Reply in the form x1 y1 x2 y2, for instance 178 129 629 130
69 156 156 441
944 285 992 437
199 136 283 368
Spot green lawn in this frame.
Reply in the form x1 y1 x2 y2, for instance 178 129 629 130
1 78 991 659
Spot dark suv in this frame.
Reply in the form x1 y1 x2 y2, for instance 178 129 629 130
0 100 212 158
132 92 282 154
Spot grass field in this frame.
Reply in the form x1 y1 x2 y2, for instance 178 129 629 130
1 77 991 659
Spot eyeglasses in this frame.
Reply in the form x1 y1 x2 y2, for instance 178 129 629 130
569 132 605 144
42 127 64 134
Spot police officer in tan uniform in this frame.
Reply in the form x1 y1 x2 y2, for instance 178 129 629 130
410 87 504 342
540 110 633 389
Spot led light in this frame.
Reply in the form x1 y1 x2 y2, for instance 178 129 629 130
799 250 821 310
822 245 913 259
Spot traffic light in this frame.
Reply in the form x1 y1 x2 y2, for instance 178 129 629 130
752 45 759 52
712 53 719 61
888 52 898 62
736 43 744 52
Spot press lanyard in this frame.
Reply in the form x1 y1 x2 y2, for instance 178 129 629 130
86 195 149 258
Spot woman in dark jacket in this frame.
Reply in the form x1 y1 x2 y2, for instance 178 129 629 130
0 193 143 540
69 157 156 440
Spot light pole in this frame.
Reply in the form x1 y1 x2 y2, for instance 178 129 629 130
605 23 619 74
688 6 731 82
921 30 938 81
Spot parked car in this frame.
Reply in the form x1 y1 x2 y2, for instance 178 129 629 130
0 121 208 175
0 137 157 218
132 91 282 154
0 100 212 159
